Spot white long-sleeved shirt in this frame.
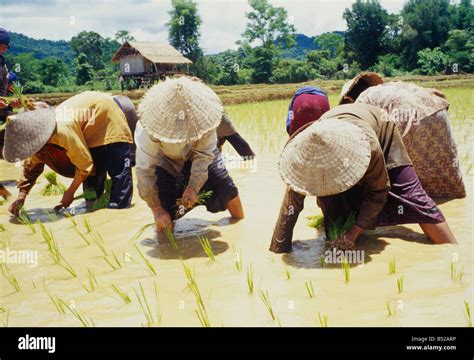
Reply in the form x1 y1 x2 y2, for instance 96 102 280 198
135 122 217 209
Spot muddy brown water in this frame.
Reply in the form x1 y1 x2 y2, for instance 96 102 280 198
0 98 472 327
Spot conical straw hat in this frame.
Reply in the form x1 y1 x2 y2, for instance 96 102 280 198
2 108 56 162
138 77 224 143
339 72 383 105
279 119 371 196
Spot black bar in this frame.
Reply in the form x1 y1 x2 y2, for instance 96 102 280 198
0 327 472 356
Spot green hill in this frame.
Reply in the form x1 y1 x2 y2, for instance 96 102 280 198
8 32 74 64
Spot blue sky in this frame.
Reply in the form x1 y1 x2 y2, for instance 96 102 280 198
0 0 405 54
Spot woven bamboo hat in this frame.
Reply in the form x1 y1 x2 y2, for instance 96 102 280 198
339 72 383 105
2 108 57 162
138 77 223 143
279 119 371 196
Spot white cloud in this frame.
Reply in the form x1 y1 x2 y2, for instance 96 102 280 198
0 0 405 54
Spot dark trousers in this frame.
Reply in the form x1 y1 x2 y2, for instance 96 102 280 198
83 142 133 209
156 151 239 220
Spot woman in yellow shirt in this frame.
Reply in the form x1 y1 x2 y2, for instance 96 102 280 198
3 91 135 213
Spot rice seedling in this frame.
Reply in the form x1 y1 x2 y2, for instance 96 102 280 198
199 236 215 262
317 312 328 327
0 308 5 313
17 208 36 234
196 301 211 327
40 171 66 196
83 217 92 234
246 263 254 294
130 223 154 242
110 251 123 268
464 301 472 328
37 221 77 278
284 267 291 280
319 256 326 268
386 301 396 317
182 262 205 310
233 248 242 272
388 257 397 275
259 290 276 321
111 284 131 304
307 214 324 229
134 282 158 327
64 210 77 227
102 250 123 271
60 300 94 327
327 212 356 241
73 227 91 246
450 261 464 283
2 308 9 327
163 227 180 255
103 256 120 271
0 224 5 232
342 257 350 284
0 263 21 292
305 280 315 299
153 280 162 325
397 275 404 294
90 231 109 257
48 293 67 315
82 268 100 293
134 244 157 276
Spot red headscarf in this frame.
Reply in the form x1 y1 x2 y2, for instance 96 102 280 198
289 93 330 135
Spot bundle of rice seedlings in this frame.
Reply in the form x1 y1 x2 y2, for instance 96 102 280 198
1 82 35 111
40 172 66 196
327 212 356 241
73 187 97 201
307 214 324 229
91 179 113 211
176 190 213 209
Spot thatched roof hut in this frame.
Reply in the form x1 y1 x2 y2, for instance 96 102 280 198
111 41 192 78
